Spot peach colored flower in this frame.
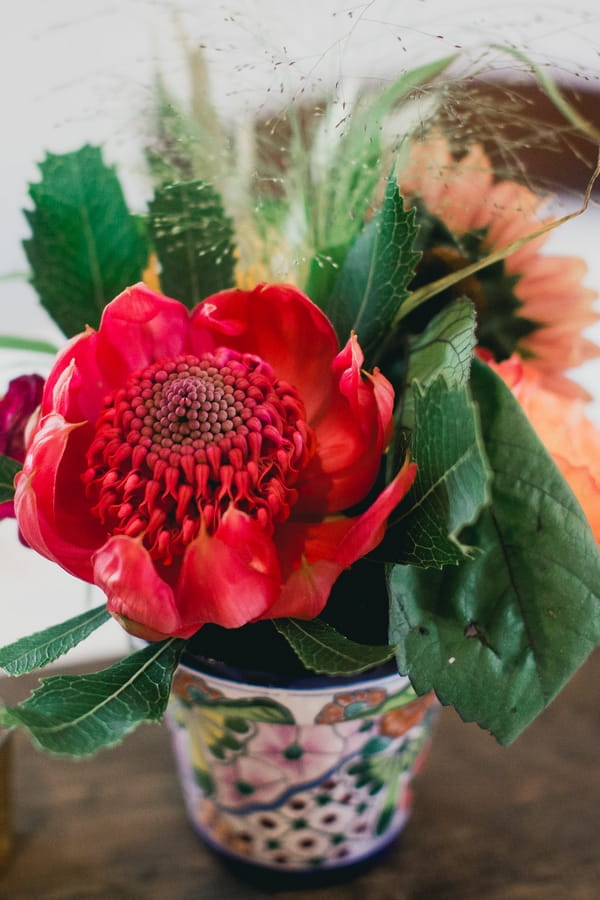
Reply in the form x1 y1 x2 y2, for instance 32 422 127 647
487 353 600 541
399 135 599 399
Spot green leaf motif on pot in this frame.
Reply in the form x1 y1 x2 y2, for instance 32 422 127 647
170 675 296 793
0 639 184 757
147 180 236 308
177 694 295 726
0 604 110 676
389 360 600 745
23 145 150 336
347 724 431 835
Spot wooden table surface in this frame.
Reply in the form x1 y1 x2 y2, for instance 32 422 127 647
0 650 598 900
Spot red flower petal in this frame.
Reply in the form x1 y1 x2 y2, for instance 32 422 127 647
176 508 282 629
14 414 103 581
93 535 194 640
294 337 392 514
94 284 191 384
268 458 417 619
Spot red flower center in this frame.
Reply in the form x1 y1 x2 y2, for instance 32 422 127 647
82 349 313 564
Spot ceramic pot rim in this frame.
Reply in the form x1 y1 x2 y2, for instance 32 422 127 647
178 651 404 691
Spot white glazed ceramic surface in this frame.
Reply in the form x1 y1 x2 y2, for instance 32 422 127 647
167 664 438 873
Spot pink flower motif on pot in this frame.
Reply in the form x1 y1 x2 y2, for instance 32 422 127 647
14 283 416 640
217 723 348 810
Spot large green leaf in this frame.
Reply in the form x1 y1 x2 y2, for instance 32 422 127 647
0 454 21 503
275 618 396 675
147 180 235 309
326 177 421 362
383 374 491 567
0 605 110 676
0 639 184 757
382 300 489 566
23 145 149 336
389 361 600 744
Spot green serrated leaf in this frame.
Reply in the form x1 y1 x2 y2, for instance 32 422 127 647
147 180 236 308
22 145 149 337
0 605 110 676
389 360 600 745
406 298 477 390
384 374 492 566
275 618 396 676
0 639 184 757
327 177 421 362
0 454 21 503
393 298 477 439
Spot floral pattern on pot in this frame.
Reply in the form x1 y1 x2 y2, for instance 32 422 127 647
167 665 438 872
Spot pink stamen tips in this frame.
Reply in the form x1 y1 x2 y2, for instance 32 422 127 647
82 349 313 563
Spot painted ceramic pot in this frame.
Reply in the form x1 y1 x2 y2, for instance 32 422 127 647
166 657 438 880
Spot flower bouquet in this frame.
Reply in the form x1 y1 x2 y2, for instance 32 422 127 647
0 48 599 774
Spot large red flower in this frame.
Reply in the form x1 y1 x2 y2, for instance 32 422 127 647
14 283 416 640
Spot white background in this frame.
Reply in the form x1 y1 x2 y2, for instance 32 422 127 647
1 1 599 662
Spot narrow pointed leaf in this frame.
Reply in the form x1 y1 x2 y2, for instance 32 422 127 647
389 361 600 744
275 618 396 675
147 180 235 308
0 455 21 503
0 605 110 676
0 335 59 354
327 177 421 362
23 145 149 336
0 639 184 757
